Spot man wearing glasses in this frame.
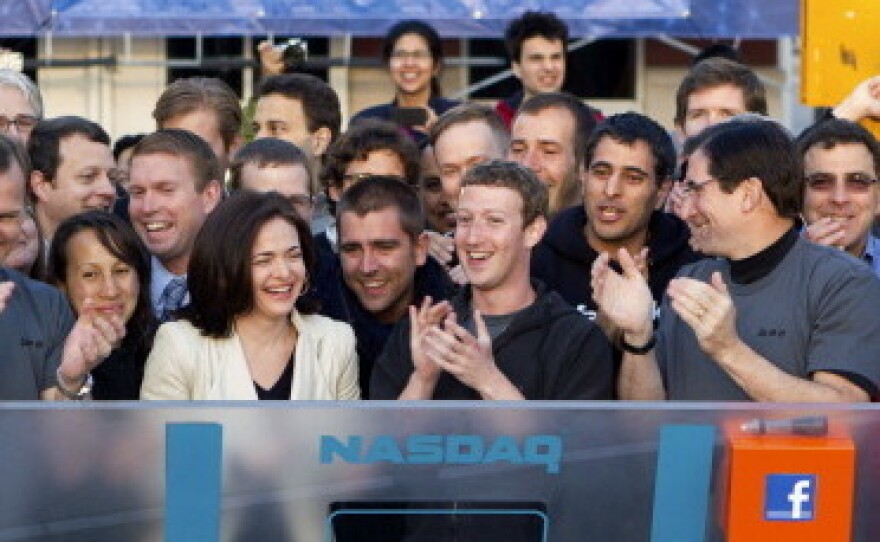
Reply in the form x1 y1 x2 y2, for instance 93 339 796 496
593 119 880 402
0 69 41 144
797 118 880 276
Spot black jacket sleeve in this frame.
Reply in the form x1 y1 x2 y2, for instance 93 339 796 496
367 317 414 400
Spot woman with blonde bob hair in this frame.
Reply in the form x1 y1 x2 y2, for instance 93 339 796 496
141 190 359 400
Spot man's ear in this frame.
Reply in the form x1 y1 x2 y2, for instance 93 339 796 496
310 126 332 157
29 170 51 203
414 232 430 267
201 179 224 214
524 216 547 249
740 177 764 213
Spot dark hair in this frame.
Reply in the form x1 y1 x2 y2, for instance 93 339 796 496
382 20 444 97
796 118 880 178
152 77 243 151
113 133 146 162
181 190 318 338
429 102 510 155
28 116 111 182
48 210 156 361
693 43 742 65
674 57 767 126
686 119 802 219
518 92 598 169
229 138 313 193
336 175 425 242
504 11 569 63
131 129 222 192
584 112 676 184
258 73 342 145
461 159 548 226
322 118 421 189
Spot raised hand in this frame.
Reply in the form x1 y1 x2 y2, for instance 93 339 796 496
667 271 740 360
591 248 654 343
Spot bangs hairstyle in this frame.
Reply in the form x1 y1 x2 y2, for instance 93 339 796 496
336 175 425 242
584 112 676 184
795 118 880 178
181 190 318 338
229 137 313 193
258 73 342 144
460 159 548 226
152 77 243 150
48 210 156 357
686 119 802 219
131 128 222 192
321 118 421 188
504 11 568 63
674 57 767 127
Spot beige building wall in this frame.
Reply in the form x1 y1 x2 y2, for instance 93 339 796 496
38 37 167 139
32 37 784 140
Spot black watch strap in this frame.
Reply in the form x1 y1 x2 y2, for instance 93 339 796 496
620 333 656 355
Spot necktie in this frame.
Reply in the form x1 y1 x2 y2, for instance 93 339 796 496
159 276 188 322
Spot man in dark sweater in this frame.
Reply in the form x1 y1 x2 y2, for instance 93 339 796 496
328 176 456 397
371 160 612 401
532 112 700 323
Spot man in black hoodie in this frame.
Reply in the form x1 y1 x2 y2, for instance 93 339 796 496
531 112 700 323
371 160 612 401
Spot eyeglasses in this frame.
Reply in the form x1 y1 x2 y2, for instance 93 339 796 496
679 178 719 198
390 50 432 62
805 173 878 193
0 114 38 134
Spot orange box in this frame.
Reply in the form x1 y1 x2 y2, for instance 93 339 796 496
723 423 855 542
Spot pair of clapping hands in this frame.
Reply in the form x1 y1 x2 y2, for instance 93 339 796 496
408 296 496 393
592 248 740 359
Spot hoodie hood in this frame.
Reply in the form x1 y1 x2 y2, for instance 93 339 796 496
542 206 694 266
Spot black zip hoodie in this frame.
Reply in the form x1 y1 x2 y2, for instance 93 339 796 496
531 206 700 319
369 280 613 400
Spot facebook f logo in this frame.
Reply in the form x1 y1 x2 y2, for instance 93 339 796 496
765 474 817 521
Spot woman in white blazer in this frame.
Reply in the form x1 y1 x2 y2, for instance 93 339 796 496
141 191 359 400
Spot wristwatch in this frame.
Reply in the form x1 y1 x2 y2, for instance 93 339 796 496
620 333 656 355
56 369 94 400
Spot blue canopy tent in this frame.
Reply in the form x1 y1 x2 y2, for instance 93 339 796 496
3 0 798 38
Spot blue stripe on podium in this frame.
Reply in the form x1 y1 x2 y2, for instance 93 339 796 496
650 424 716 542
166 423 223 542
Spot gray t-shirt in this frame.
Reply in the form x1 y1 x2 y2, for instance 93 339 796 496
656 238 880 400
0 268 74 399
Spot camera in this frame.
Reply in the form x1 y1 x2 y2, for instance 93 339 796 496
276 38 308 72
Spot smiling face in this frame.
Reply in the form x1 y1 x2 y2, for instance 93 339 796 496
803 142 880 256
388 32 438 100
455 185 543 294
513 36 565 98
338 207 428 324
583 136 662 255
61 229 139 322
248 217 306 321
32 134 117 239
128 152 221 275
0 161 26 262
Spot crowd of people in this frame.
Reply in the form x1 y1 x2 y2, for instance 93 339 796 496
3 11 880 404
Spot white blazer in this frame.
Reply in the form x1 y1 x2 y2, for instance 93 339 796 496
140 312 360 400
